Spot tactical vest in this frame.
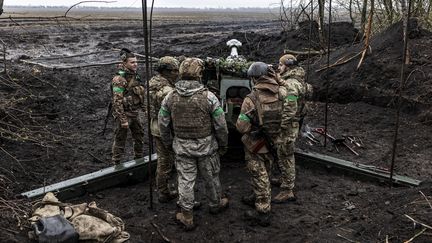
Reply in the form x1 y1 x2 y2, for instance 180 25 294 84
247 89 283 138
117 70 145 111
170 89 212 139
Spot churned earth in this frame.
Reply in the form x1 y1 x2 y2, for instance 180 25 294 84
0 7 431 243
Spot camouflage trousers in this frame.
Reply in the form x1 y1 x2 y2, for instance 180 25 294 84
276 121 299 190
111 117 144 164
175 153 222 211
155 136 175 195
245 150 274 213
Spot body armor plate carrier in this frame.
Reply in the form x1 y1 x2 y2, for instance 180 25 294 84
171 90 212 139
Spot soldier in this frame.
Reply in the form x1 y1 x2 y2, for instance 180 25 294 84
236 62 295 226
111 48 146 165
278 54 313 129
271 54 312 202
149 56 180 203
158 57 229 230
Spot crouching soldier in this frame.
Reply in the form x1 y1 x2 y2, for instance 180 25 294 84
158 57 229 230
236 62 289 226
111 48 146 165
149 56 180 203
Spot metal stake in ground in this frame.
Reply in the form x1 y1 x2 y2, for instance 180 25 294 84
305 0 314 83
324 0 332 147
389 0 412 187
142 0 154 209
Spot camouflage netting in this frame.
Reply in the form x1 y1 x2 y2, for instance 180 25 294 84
205 57 253 78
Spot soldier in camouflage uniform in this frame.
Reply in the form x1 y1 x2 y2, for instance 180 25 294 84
272 54 313 202
236 62 295 226
149 56 180 203
111 48 146 165
158 57 229 230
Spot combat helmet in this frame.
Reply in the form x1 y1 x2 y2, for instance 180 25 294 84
157 56 180 72
279 54 298 66
179 57 205 80
247 62 269 78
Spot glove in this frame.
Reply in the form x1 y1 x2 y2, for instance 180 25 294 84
218 146 228 156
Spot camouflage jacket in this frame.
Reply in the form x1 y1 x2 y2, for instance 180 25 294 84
158 80 228 157
236 76 296 152
280 66 313 121
149 74 175 137
111 66 145 124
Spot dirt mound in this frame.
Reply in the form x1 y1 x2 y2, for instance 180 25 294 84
205 21 358 64
310 19 432 116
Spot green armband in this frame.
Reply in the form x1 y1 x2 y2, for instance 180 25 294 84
212 107 224 117
238 113 251 122
286 95 298 102
113 86 125 93
159 107 170 116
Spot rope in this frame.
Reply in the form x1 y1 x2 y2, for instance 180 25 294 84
324 0 332 147
389 0 412 186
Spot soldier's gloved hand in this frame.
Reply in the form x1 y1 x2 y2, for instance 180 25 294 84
121 121 129 128
218 146 228 156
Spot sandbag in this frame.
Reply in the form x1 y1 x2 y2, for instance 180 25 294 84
33 215 79 243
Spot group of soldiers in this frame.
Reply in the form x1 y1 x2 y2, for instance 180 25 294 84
110 48 312 230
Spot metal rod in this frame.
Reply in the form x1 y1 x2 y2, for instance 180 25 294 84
389 0 412 187
149 0 155 77
141 0 154 209
324 0 332 147
306 0 314 83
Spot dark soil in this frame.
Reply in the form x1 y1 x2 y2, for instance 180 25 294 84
310 19 432 122
0 9 431 243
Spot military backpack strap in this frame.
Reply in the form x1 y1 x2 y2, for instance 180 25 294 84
248 90 264 126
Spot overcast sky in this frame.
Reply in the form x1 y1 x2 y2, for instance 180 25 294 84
6 0 280 9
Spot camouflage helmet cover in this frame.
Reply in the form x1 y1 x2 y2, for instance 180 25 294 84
179 57 205 79
157 56 180 71
247 61 269 78
279 54 298 66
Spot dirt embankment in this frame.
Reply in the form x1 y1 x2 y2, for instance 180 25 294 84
310 19 432 124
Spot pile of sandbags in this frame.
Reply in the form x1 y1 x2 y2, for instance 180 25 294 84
29 192 130 243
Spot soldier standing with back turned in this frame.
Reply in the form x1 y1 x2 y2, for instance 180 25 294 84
149 56 180 203
111 48 146 165
236 62 295 226
158 57 229 231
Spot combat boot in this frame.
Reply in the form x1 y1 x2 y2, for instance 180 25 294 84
241 193 256 207
272 190 296 204
176 209 195 231
209 197 229 214
244 210 271 227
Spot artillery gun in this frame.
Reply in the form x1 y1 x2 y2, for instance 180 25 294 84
202 39 253 127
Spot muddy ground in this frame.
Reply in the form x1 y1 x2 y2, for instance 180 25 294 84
0 7 431 243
